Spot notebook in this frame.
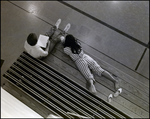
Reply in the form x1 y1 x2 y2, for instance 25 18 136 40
37 34 49 48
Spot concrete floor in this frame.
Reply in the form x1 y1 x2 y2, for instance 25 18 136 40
1 1 149 79
1 1 149 118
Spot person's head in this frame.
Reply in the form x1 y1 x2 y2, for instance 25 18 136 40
64 34 81 54
27 33 38 46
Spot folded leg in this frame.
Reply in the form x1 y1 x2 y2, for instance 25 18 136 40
84 54 104 77
45 19 61 39
75 59 97 94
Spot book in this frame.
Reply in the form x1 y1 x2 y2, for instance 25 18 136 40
37 34 49 48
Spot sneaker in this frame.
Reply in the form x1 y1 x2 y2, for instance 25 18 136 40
63 23 71 33
113 88 122 97
107 94 113 103
55 19 61 29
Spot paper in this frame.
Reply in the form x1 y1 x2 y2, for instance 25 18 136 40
37 34 49 48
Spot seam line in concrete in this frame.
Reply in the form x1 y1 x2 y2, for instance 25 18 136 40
135 48 148 71
58 1 149 49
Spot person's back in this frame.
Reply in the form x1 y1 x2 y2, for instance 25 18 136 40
63 35 84 61
24 33 48 59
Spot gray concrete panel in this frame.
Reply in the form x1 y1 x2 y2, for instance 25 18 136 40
10 1 73 30
66 1 149 44
65 9 145 69
1 1 57 75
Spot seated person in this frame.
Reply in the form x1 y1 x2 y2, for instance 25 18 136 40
24 19 71 59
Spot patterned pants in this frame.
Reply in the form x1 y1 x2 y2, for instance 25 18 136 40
75 54 105 81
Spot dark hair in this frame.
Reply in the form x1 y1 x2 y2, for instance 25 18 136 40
27 33 37 46
64 34 82 54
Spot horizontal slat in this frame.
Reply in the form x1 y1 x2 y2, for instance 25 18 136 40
44 49 147 118
8 67 78 115
2 51 132 118
10 64 94 118
22 51 130 118
16 57 102 118
3 72 72 118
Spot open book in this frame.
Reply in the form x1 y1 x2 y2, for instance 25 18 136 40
37 34 49 48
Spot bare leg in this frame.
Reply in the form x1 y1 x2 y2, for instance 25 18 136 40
45 26 57 39
46 23 71 53
87 79 97 95
45 19 61 39
75 58 96 94
102 71 119 90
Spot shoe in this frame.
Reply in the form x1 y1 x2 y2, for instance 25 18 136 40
114 88 122 97
55 19 61 29
63 23 71 33
107 94 113 103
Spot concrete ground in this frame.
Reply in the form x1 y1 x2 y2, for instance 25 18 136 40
1 1 149 118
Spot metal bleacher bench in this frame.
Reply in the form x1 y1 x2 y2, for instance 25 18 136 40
2 51 131 118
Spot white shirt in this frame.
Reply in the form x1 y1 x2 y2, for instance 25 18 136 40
24 41 48 58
